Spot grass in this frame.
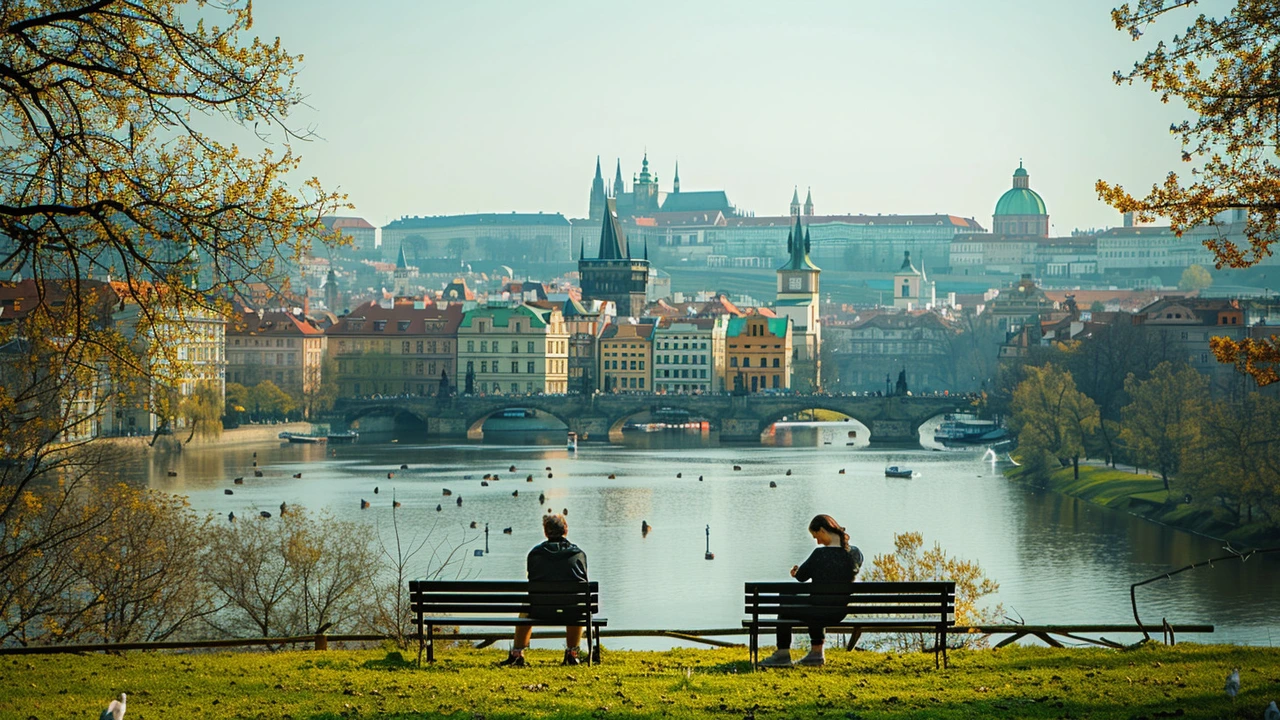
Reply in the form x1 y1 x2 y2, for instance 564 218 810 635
4 643 1280 719
1007 463 1280 547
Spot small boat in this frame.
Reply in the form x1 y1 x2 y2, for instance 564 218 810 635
885 466 913 478
279 432 325 444
327 431 359 443
566 431 578 451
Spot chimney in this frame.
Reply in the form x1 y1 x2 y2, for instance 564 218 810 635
1123 211 1134 228
303 295 310 315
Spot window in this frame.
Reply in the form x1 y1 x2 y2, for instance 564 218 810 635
511 383 519 394
402 341 411 354
467 340 475 352
773 358 780 368
512 341 519 353
481 341 488 352
416 361 424 375
731 357 738 367
788 276 801 290
527 361 535 374
417 341 424 353
481 361 488 373
511 361 519 373
491 343 499 353
398 321 410 332
743 357 751 368
528 341 535 353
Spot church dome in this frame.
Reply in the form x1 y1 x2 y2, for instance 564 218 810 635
994 187 1046 216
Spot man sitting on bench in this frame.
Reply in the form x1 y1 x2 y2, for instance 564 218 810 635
499 513 589 667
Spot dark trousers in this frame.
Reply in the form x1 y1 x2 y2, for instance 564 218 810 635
775 611 844 648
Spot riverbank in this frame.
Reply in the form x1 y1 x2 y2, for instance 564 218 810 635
96 422 315 451
5 644 1278 719
1005 463 1280 548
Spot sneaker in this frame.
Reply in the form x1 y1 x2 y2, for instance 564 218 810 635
758 649 793 668
562 647 582 666
796 649 826 667
497 651 527 667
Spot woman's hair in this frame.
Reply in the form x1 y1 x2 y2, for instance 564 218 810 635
809 514 850 551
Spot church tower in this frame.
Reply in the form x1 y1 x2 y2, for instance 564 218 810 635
776 214 822 391
393 244 412 296
613 159 625 199
803 187 814 217
588 155 607 221
789 187 801 218
673 161 681 194
633 152 660 215
324 267 342 312
578 202 650 316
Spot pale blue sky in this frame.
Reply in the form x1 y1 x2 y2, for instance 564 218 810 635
248 0 1187 233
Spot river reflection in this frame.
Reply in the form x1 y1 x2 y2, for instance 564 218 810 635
125 427 1279 649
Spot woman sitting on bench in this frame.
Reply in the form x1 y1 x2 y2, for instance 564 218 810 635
499 513 589 667
760 513 863 668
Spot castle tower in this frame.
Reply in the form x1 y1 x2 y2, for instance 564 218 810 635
578 202 650 316
588 155 607 220
776 214 822 391
803 187 814 217
613 159 625 199
789 186 801 218
673 160 681 194
634 152 660 214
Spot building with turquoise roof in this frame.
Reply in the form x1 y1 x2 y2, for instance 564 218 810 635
992 162 1049 237
457 302 569 395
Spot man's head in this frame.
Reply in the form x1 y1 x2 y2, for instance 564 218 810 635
542 513 567 540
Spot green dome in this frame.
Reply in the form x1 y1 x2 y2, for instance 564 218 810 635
994 187 1046 216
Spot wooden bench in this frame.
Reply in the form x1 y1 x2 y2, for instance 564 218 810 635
409 580 607 665
743 581 956 668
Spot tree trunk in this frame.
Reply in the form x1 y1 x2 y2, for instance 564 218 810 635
1072 455 1079 479
1160 471 1169 491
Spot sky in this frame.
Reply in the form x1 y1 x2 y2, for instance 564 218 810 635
244 0 1195 235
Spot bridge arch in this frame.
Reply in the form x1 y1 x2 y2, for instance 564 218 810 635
600 402 719 439
755 404 875 444
464 405 571 441
343 404 431 435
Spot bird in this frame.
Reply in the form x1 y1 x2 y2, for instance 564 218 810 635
607 473 616 479
470 521 477 528
360 499 369 509
279 502 288 516
224 489 234 495
641 520 650 534
481 481 489 487
769 481 777 488
387 472 394 479
562 508 569 515
548 473 553 479
253 461 258 467
502 527 513 534
483 473 492 480
437 504 443 512
538 493 546 504
253 452 257 458
393 500 402 508
293 473 302 479
233 477 244 484
254 470 264 477
509 465 517 472
227 511 236 523
400 464 409 470
456 496 463 506
676 473 682 478
374 486 379 494
1264 700 1278 720
838 469 846 475
1225 668 1240 699
443 488 452 496
545 466 552 471
733 465 741 471
99 692 126 720
698 475 704 481
512 490 519 497
785 469 792 476
526 474 533 482
166 471 177 477
493 474 501 481
260 511 272 519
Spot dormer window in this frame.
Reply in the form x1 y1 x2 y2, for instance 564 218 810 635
374 320 387 331
398 321 410 332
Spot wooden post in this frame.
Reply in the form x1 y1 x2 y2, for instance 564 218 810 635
314 633 328 651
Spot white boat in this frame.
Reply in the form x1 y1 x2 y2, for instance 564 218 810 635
567 431 578 451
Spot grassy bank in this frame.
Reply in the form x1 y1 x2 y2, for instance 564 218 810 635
1006 463 1280 547
4 644 1280 719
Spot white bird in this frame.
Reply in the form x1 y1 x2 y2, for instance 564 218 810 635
1265 700 1278 720
99 692 126 720
1224 668 1240 699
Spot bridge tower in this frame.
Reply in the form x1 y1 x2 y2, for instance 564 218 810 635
578 201 649 317
776 214 822 391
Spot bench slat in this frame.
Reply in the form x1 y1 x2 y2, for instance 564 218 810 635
746 606 952 615
411 593 597 604
743 620 944 628
417 617 608 627
745 594 956 605
414 603 599 614
411 580 596 593
745 581 953 593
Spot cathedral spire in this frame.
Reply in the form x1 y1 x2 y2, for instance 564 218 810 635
804 187 814 216
613 158 624 197
595 155 602 180
673 160 680 194
790 186 801 218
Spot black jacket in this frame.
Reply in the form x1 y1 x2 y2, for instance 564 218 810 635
526 538 588 583
794 545 863 584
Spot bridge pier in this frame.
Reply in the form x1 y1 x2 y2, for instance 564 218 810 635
427 417 468 438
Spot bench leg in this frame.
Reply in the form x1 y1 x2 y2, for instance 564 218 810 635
845 628 862 652
417 625 423 668
427 623 435 663
586 624 594 667
749 626 757 669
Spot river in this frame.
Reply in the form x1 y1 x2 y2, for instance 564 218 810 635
130 421 1280 649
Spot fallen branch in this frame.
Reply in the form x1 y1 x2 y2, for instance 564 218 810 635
1130 544 1280 641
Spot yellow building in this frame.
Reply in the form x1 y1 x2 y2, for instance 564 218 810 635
457 302 569 395
326 299 462 398
725 315 792 393
599 322 655 392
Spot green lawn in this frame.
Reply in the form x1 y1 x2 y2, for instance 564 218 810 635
5 644 1280 719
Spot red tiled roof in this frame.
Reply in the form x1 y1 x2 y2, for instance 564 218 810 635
326 300 464 336
228 307 325 336
321 216 376 231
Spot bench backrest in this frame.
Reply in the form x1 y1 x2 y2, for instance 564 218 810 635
409 580 600 623
744 581 956 624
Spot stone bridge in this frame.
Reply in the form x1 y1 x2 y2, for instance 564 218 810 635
334 394 972 446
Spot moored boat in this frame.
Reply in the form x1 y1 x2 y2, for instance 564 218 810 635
327 431 359 443
567 431 578 451
884 466 913 478
934 413 1008 447
279 432 326 444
